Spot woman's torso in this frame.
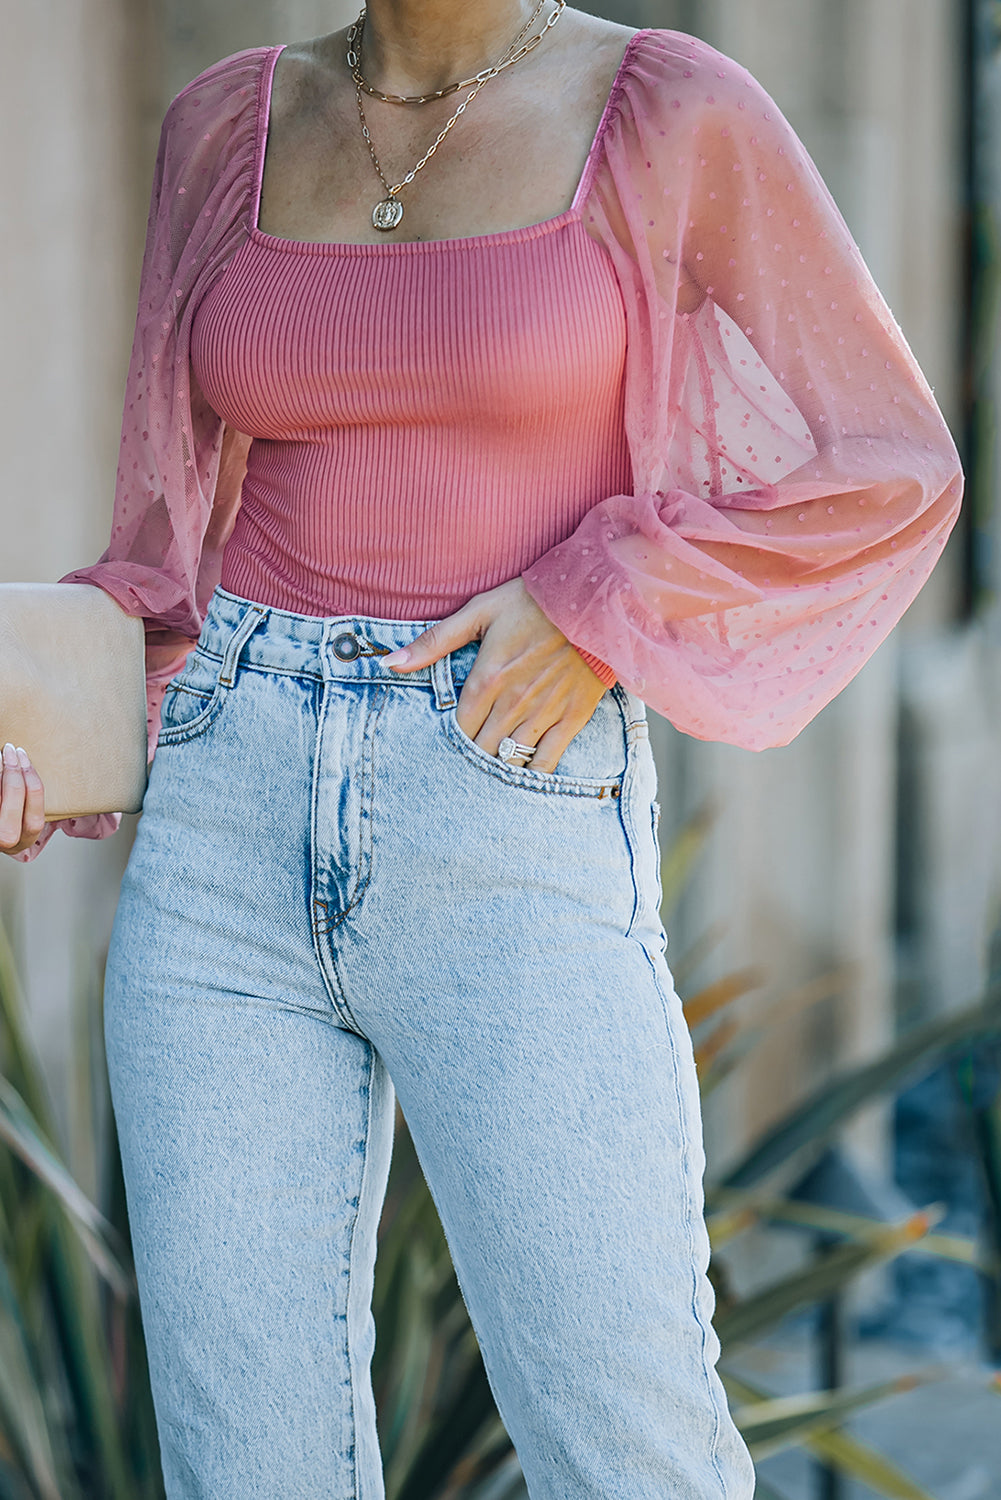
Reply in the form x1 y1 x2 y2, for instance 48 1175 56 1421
190 216 632 619
189 24 638 620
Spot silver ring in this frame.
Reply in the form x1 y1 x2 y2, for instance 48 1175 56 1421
497 736 537 767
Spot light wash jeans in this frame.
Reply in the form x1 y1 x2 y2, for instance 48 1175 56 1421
104 586 756 1500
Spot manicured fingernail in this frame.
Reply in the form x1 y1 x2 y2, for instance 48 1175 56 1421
383 649 410 668
2 743 16 767
15 748 31 770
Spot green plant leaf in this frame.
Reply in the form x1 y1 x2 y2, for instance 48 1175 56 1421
464 1449 527 1500
721 986 1001 1189
0 922 163 1499
806 1426 939 1500
715 1211 937 1346
724 1370 939 1499
731 1373 935 1459
746 1196 988 1269
0 1258 66 1500
0 1078 131 1298
44 1213 137 1500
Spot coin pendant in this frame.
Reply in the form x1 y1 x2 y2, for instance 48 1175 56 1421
373 197 404 231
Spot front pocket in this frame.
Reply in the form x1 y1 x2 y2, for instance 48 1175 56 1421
157 649 226 746
439 703 624 801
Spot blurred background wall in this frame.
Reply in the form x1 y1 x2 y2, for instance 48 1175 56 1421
1 0 998 1296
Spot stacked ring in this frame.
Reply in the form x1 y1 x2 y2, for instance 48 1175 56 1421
497 736 537 767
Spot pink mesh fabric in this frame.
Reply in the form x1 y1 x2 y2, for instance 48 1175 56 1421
30 30 960 858
19 51 265 860
61 47 264 752
523 31 962 747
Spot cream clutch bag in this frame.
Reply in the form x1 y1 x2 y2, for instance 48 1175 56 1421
0 583 148 819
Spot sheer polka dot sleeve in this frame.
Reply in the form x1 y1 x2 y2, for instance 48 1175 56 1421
523 31 962 749
60 48 268 756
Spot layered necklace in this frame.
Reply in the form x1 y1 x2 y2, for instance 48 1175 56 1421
346 0 566 232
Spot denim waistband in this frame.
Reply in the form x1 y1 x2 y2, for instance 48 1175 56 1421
198 587 480 709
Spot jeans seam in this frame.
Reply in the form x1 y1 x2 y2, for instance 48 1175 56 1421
309 685 365 1033
618 791 641 938
649 955 728 1496
344 1045 376 1500
614 693 645 938
326 687 385 929
222 658 324 682
309 686 385 1032
311 928 367 1038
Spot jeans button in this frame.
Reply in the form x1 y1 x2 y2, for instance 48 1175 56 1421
332 632 361 662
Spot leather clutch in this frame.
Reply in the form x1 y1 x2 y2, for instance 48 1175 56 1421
0 582 148 819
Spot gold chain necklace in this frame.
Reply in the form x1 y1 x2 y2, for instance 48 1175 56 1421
348 0 566 232
347 0 547 106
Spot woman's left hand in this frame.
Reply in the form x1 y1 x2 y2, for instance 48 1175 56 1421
382 578 608 773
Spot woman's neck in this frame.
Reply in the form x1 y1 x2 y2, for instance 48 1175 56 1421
357 0 543 96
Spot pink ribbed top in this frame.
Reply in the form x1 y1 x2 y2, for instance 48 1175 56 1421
62 34 962 761
32 35 963 862
190 205 632 674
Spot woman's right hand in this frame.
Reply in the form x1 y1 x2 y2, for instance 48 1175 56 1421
0 743 47 858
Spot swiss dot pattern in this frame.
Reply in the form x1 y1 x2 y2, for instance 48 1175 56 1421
522 31 962 749
59 31 960 779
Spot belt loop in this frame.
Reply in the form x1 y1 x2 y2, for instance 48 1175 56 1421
614 684 649 744
218 604 269 688
430 652 457 711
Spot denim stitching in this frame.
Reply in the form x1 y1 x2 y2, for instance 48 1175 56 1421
158 608 268 745
430 653 457 709
328 686 386 930
343 1045 376 1498
196 655 461 690
309 683 364 1033
609 694 646 938
309 687 387 1033
311 919 367 1039
189 642 465 692
156 687 227 747
440 713 622 801
217 604 269 687
649 958 729 1496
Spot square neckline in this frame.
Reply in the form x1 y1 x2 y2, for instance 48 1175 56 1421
248 28 648 255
